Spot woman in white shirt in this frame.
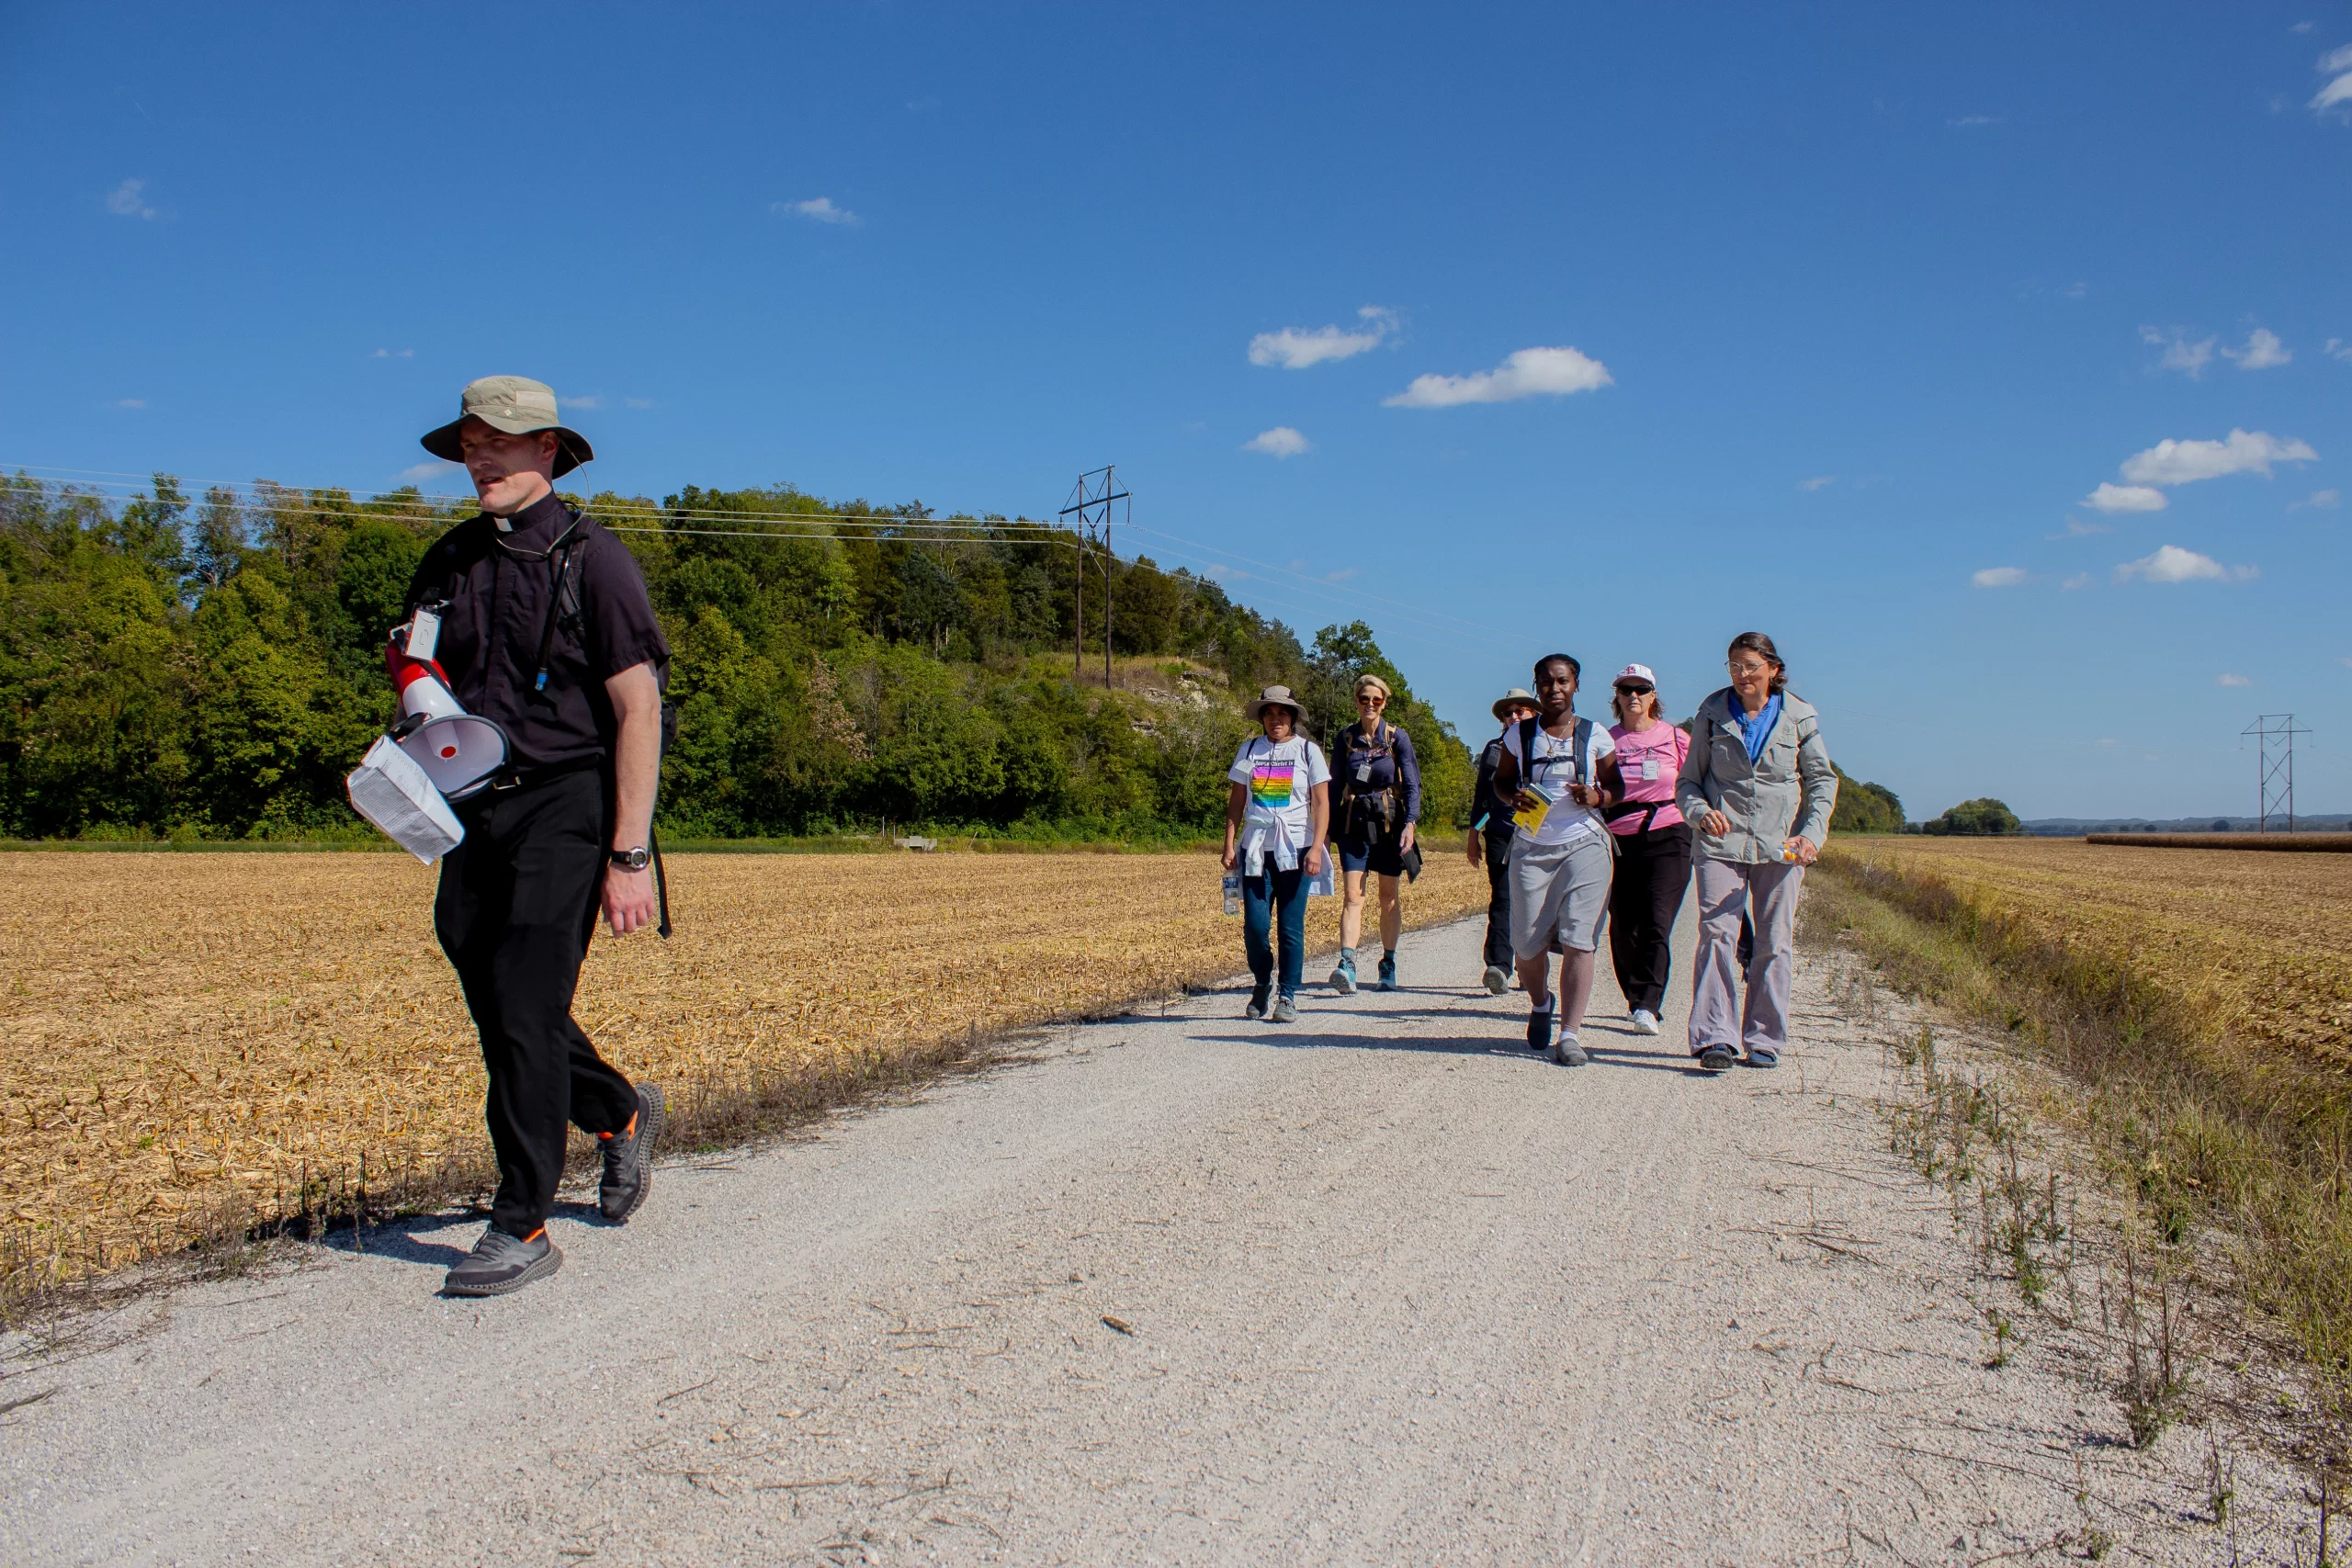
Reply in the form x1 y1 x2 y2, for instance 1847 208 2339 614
1487 654 1623 1065
1220 685 1331 1023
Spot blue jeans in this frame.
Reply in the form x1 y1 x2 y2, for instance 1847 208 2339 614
1240 863 1306 998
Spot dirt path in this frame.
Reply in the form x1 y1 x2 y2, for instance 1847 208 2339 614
0 907 2309 1564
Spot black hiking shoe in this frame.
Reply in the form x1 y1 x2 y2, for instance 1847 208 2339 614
1526 1007 1554 1052
598 1082 665 1224
443 1226 561 1297
1744 1046 1781 1069
1245 986 1271 1021
1697 1044 1736 1073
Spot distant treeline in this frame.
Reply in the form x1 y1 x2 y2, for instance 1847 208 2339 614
0 473 1471 841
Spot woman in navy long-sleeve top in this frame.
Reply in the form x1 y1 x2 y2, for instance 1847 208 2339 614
1326 674 1422 993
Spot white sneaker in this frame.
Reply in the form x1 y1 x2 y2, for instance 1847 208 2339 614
1630 1009 1660 1035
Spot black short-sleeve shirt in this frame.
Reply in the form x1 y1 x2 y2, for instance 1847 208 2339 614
404 491 670 773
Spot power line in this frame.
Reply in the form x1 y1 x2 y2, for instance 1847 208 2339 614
3 464 1531 661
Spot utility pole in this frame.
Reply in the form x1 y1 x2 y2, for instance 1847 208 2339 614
1058 465 1129 688
2241 714 2310 831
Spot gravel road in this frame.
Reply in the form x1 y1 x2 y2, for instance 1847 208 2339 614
1 904 2307 1564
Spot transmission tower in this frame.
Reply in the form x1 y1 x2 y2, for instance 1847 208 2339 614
1059 466 1129 688
2240 714 2310 832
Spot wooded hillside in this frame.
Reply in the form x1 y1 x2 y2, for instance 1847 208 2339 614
0 473 1471 841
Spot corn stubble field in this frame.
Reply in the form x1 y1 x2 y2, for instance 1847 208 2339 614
3 850 1486 1283
1832 836 2352 1067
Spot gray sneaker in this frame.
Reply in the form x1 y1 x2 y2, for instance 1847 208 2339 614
1482 965 1510 996
1270 994 1298 1023
598 1082 666 1224
1552 1032 1589 1067
444 1226 562 1297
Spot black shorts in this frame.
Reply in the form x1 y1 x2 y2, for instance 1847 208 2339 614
1335 834 1408 877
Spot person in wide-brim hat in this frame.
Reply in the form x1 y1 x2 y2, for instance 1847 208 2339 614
1491 687 1538 722
419 375 595 479
1247 684 1307 724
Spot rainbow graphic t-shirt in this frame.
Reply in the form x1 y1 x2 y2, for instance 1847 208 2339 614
1249 761 1297 807
1227 736 1330 863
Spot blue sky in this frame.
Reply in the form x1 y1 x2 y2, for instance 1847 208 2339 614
5 1 2349 820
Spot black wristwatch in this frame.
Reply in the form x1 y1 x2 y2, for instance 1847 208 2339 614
607 846 650 872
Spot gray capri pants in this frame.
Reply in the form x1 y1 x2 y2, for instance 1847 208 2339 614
1508 832 1613 960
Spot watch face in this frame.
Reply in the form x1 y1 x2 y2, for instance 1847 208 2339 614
613 847 649 870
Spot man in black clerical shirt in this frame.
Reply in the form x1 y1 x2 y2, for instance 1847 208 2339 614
405 376 670 1297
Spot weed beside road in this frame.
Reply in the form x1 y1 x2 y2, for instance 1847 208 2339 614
1804 841 2352 1447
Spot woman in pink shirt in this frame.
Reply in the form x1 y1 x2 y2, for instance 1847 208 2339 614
1603 665 1693 1034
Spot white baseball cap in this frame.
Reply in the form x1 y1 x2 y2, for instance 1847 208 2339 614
1612 663 1656 687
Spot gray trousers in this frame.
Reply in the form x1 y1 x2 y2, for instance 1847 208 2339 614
1688 856 1804 1056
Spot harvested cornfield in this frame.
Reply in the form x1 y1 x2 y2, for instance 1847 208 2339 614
1827 837 2352 1067
3 849 1486 1276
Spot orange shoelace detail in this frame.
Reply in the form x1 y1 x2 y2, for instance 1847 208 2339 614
598 1111 639 1143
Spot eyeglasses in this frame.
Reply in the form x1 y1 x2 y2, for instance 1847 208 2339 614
1727 660 1773 676
1355 694 1386 705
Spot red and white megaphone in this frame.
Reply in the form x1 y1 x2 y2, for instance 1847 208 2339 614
387 607 510 802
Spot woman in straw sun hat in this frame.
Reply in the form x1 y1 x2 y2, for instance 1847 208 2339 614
1221 685 1331 1024
1466 687 1540 994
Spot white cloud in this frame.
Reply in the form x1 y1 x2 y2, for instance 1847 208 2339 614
1248 307 1397 370
2222 328 2291 369
1948 114 2001 128
2119 429 2319 486
2140 326 2216 378
624 397 654 410
2062 572 2093 592
2113 544 2257 583
1972 567 2029 588
558 395 605 411
371 347 414 359
2083 482 2168 513
779 197 861 226
1383 345 1612 408
399 461 466 485
2290 488 2341 511
106 177 158 220
2218 672 2253 687
116 398 145 409
1242 426 1311 457
2315 71 2352 114
2325 337 2352 362
2062 516 2112 536
2325 43 2352 71
1798 475 1836 492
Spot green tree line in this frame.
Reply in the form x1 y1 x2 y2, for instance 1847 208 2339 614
0 473 1471 842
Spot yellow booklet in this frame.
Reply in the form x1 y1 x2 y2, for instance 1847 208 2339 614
1511 780 1559 836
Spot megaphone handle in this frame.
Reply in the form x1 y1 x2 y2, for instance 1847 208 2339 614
650 825 672 940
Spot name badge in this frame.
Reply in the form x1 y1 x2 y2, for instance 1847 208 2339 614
1354 761 1372 784
1641 758 1660 781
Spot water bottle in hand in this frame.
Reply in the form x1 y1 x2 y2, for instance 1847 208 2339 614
1222 872 1241 916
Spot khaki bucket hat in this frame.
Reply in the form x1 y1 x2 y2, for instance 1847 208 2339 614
1247 684 1307 724
419 376 594 478
1491 687 1538 720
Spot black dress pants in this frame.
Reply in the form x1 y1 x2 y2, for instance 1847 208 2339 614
1481 830 1514 971
1607 822 1695 1015
435 768 638 1238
